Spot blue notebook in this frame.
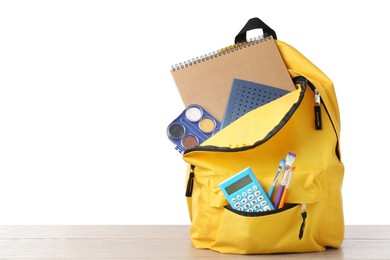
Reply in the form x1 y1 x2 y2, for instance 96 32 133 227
221 79 290 128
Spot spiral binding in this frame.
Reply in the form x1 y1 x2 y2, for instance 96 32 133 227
171 35 272 72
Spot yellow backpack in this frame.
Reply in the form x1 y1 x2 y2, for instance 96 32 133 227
182 18 344 254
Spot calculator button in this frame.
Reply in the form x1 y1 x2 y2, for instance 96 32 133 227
231 198 236 203
260 200 267 207
237 207 244 211
244 203 251 209
237 195 242 200
247 189 253 194
257 196 264 201
242 191 247 197
248 195 254 200
251 200 257 205
234 202 241 208
254 191 261 196
247 208 253 212
253 186 258 191
241 198 247 204
254 204 260 210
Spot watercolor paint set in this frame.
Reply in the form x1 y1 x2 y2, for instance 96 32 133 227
166 104 221 153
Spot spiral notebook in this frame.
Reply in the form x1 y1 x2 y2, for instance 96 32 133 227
171 35 295 122
221 78 289 128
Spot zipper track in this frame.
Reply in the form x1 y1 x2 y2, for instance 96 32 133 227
305 80 341 160
184 77 307 154
225 203 298 217
184 76 339 159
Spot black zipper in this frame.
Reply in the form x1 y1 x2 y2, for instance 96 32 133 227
225 203 297 216
314 88 322 130
299 203 307 240
185 165 195 197
184 78 304 198
184 76 341 196
226 203 307 239
183 77 307 154
183 76 340 160
305 80 341 160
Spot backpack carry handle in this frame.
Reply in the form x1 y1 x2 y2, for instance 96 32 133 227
235 17 277 43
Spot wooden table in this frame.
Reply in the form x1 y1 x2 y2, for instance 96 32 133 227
0 225 389 259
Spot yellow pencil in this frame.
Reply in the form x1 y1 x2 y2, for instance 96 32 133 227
278 167 295 209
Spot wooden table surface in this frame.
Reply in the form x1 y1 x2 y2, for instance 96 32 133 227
0 225 389 259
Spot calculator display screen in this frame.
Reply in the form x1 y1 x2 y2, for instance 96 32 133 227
225 175 252 195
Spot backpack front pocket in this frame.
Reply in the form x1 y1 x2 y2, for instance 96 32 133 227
212 203 323 254
207 169 327 254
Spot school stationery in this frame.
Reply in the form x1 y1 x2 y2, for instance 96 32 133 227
178 17 345 254
278 166 295 209
221 79 289 128
219 167 274 212
273 152 296 208
167 104 220 153
171 34 295 122
267 158 286 199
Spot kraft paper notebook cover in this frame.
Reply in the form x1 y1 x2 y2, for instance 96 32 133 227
171 36 295 122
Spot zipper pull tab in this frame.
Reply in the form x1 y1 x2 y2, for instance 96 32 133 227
185 165 195 197
314 89 322 130
299 203 307 240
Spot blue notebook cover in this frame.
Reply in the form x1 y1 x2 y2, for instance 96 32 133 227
221 79 290 128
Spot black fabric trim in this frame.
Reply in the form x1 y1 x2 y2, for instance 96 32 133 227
185 165 195 197
184 77 307 155
225 203 298 217
305 80 341 161
184 76 341 163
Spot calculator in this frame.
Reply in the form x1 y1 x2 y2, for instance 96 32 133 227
219 167 275 212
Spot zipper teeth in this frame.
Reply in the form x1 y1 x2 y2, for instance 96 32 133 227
309 84 338 136
185 165 195 197
183 77 308 155
225 203 298 217
308 82 341 160
184 76 339 156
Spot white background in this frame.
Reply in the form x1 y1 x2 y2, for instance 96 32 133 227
0 0 389 224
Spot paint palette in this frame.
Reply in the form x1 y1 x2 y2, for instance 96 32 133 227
167 104 221 153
